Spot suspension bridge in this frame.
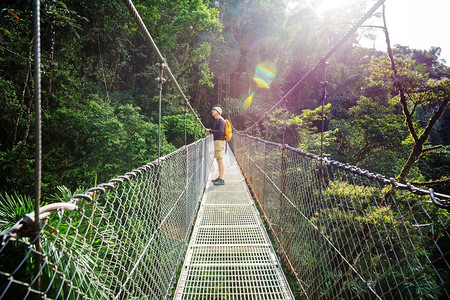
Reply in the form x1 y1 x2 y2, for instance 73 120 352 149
1 0 450 299
1 134 450 299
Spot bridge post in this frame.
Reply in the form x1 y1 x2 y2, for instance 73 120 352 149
278 144 286 242
155 61 167 161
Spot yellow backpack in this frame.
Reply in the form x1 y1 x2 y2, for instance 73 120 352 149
224 119 232 141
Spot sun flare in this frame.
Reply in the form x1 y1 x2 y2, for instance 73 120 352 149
287 0 372 16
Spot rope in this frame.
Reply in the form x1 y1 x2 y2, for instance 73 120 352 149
243 0 386 133
122 0 206 131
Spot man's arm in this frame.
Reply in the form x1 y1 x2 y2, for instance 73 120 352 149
209 118 225 135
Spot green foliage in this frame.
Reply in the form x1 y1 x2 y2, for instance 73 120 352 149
192 42 215 87
263 105 332 153
1 1 450 298
314 180 448 299
328 95 408 175
0 0 221 197
153 0 221 93
43 99 176 190
417 145 450 193
1 0 448 200
0 175 188 298
162 113 204 147
47 185 86 203
418 145 450 180
368 56 450 113
366 56 450 181
0 192 36 232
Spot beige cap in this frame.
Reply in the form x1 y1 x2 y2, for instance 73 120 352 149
212 106 222 114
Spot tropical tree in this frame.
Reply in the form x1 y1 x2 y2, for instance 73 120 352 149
368 56 450 183
0 0 222 197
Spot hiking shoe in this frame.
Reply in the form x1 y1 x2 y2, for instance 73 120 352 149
211 177 220 182
213 178 225 185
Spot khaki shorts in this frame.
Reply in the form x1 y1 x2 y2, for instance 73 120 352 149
214 140 226 159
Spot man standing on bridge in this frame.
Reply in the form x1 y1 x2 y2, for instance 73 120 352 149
207 106 225 185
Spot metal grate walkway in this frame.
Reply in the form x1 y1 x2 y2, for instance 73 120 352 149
174 146 294 299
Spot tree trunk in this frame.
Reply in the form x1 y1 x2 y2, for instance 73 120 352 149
398 98 449 182
48 20 56 93
398 143 423 183
12 43 33 148
383 7 449 183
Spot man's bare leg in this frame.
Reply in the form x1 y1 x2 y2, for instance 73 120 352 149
217 158 224 179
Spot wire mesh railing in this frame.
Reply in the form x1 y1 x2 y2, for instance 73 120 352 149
230 132 450 300
0 136 213 300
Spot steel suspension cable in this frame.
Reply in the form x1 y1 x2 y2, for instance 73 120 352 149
33 0 42 297
122 0 206 130
243 0 386 133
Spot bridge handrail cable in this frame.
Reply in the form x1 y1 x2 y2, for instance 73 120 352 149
242 134 450 206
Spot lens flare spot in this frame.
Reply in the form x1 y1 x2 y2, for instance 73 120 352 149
253 77 270 89
243 93 254 108
256 64 276 79
252 61 277 89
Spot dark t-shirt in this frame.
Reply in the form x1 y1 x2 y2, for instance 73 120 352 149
211 117 225 140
